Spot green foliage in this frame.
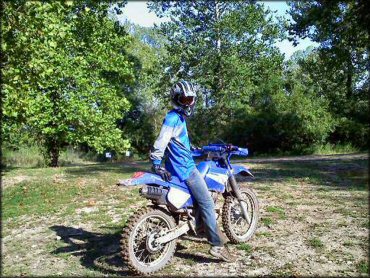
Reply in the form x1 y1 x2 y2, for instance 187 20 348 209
2 145 99 168
2 1 367 164
2 1 134 166
310 143 359 155
225 88 334 153
2 146 46 168
149 1 286 144
118 21 168 155
288 1 369 149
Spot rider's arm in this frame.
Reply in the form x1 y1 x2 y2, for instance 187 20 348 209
149 113 178 165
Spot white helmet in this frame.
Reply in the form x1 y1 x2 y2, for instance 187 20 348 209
170 81 197 116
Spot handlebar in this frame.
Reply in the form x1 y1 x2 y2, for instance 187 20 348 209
192 144 249 157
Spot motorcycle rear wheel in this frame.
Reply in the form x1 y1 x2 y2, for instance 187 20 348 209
120 206 177 275
222 188 259 243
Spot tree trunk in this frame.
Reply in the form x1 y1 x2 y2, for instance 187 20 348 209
346 51 353 99
49 138 59 167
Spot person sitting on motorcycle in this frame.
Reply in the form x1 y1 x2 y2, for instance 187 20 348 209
149 80 236 262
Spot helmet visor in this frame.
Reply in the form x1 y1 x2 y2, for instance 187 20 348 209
178 95 195 106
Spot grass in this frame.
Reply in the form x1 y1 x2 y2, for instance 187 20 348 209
256 231 273 238
343 240 354 247
2 146 139 168
311 143 360 155
266 206 286 219
236 243 253 255
250 143 360 158
357 260 369 274
2 146 46 167
261 217 273 227
308 237 324 249
2 152 368 276
2 162 150 220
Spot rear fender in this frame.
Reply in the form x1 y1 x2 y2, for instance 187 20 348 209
231 164 254 177
117 172 171 187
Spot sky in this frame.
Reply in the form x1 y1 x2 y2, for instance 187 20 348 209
118 1 318 60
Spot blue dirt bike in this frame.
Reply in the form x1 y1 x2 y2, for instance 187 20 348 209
118 144 259 275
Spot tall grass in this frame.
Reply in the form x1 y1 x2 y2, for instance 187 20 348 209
311 143 360 155
2 146 46 168
2 145 140 168
252 142 360 157
2 146 97 168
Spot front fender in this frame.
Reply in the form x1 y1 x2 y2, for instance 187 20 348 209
231 164 254 177
117 172 171 187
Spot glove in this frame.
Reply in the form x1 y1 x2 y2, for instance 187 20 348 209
152 165 172 182
190 144 202 151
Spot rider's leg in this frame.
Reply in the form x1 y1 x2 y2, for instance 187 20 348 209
185 168 223 247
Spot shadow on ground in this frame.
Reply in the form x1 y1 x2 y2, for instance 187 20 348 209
63 161 151 178
50 225 219 276
50 225 129 275
237 153 368 191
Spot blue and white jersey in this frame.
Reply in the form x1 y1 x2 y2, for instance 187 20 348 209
150 109 195 181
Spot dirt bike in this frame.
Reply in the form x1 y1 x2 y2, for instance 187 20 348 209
117 143 259 275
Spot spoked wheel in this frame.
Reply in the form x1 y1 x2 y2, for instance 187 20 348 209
222 188 259 243
121 207 177 275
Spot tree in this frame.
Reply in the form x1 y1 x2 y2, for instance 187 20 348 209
118 20 168 155
148 1 286 144
2 1 135 166
225 50 335 154
288 0 369 148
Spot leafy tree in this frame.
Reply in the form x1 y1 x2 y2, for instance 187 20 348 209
288 0 369 148
2 1 135 166
118 20 168 155
288 0 368 97
148 1 286 144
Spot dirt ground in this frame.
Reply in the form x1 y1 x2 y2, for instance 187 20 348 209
2 153 368 276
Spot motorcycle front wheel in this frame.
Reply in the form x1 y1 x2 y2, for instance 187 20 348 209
222 188 259 243
121 206 177 275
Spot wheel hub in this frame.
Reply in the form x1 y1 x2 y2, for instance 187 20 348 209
146 233 162 253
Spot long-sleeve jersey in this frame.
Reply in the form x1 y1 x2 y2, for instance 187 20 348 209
150 109 196 181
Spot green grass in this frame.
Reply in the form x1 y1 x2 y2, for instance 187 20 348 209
3 146 46 168
256 231 273 238
2 162 150 220
357 260 368 274
308 237 324 249
261 217 273 227
266 206 286 219
237 243 253 255
311 143 359 155
343 240 354 247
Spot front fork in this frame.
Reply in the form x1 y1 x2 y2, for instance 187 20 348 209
227 168 251 224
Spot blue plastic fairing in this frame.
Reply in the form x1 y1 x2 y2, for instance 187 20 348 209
231 164 254 177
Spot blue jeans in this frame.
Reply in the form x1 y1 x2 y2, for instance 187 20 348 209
185 168 223 247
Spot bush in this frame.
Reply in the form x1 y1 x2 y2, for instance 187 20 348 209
2 146 99 168
2 146 46 168
225 89 334 154
310 143 360 155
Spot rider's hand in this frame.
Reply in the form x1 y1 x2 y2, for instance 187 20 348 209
190 144 201 151
152 165 172 182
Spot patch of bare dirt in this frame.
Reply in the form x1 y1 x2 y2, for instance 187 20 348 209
2 175 32 188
